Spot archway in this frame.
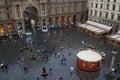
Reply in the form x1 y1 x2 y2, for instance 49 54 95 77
73 15 76 23
80 14 83 22
7 23 14 35
55 17 58 24
48 18 52 25
0 24 5 36
23 6 38 31
73 15 76 26
61 16 66 25
67 16 72 23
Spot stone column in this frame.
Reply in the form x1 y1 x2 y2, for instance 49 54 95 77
109 51 118 71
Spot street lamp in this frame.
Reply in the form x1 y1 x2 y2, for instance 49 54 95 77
105 50 118 78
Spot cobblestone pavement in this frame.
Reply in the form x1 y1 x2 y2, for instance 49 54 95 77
0 27 120 80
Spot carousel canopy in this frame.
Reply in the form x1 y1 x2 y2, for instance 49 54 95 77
77 49 102 62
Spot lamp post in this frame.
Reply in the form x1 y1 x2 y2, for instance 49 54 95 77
105 50 118 78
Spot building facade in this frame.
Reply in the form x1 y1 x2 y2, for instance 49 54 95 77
0 0 87 37
46 0 87 26
88 0 120 27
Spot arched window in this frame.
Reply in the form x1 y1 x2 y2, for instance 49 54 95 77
7 23 14 33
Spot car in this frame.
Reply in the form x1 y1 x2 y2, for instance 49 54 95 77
48 24 59 29
42 26 48 32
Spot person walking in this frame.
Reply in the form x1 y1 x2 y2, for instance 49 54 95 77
4 64 8 73
117 76 120 80
70 67 74 75
56 77 60 80
61 58 63 65
23 66 28 73
49 67 52 75
55 53 57 58
30 47 32 52
60 77 63 80
0 64 4 72
57 52 60 58
37 76 40 80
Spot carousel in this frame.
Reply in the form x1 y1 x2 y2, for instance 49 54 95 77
76 49 103 71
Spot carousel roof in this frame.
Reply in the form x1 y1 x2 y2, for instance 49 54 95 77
77 49 102 62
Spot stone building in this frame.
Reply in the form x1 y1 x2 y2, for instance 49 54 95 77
46 0 87 26
88 0 120 28
0 0 87 37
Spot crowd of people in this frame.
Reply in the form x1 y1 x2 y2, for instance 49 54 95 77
0 26 119 80
7 29 75 80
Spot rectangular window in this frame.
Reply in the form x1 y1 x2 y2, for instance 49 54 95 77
42 3 45 11
74 2 76 11
74 7 76 11
62 7 64 12
105 13 108 18
7 13 10 19
112 5 116 11
106 4 109 10
55 8 57 13
68 7 70 12
119 5 120 11
16 5 20 13
111 14 114 19
6 7 8 11
96 3 98 8
43 19 46 26
42 3 45 16
16 5 21 18
91 3 93 7
117 15 120 21
5 1 8 5
90 9 93 15
99 12 102 17
95 10 97 16
100 4 103 9
48 8 50 15
48 0 50 2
